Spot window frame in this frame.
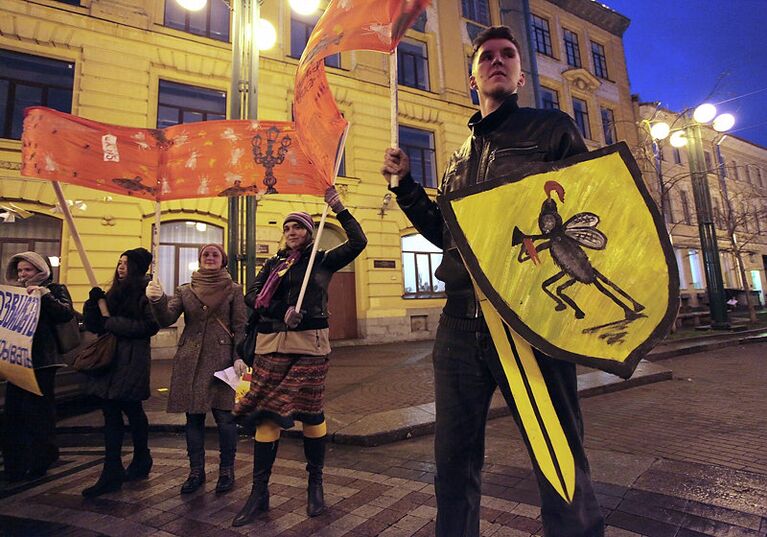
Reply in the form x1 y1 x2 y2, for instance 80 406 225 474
398 125 438 189
541 86 559 110
397 38 430 91
590 41 609 80
401 233 446 299
563 28 581 68
600 106 616 145
531 14 554 57
679 190 692 225
163 0 231 43
290 10 341 68
157 220 225 291
157 79 227 129
461 0 491 26
571 97 591 140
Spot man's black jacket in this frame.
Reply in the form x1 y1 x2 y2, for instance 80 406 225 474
391 93 587 320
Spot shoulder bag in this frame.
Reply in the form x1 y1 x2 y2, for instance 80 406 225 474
72 333 117 374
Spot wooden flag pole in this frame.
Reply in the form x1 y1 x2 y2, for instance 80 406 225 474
51 181 109 315
295 125 350 313
389 49 400 188
151 201 161 282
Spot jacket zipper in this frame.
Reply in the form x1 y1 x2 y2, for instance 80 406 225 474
487 144 540 164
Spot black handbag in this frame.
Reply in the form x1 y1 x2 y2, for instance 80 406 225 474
72 333 117 374
54 316 81 354
237 310 258 367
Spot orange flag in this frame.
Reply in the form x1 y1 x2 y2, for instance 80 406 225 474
294 0 431 185
21 107 326 200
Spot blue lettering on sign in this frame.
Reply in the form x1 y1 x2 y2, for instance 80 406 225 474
0 338 32 368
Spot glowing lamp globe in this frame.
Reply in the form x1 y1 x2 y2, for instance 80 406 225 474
255 19 277 50
289 0 320 15
712 113 735 133
693 103 717 124
650 122 670 140
176 0 207 11
669 130 687 148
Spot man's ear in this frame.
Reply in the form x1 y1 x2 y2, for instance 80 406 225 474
469 74 478 90
517 72 527 88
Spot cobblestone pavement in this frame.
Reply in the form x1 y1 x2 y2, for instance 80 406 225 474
1 344 766 536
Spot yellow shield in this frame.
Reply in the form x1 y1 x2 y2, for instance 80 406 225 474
439 143 678 378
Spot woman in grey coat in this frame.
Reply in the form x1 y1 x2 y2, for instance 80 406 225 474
81 247 159 497
146 243 247 495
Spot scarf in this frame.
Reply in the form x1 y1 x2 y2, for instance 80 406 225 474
191 267 233 310
6 251 51 287
255 249 302 310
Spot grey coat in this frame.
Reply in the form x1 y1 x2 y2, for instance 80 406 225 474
150 283 247 413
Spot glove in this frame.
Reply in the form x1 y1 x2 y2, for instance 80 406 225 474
145 280 164 302
284 306 304 329
89 287 106 301
233 359 248 377
324 186 345 213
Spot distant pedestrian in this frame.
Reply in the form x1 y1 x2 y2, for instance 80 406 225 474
231 186 367 526
81 248 158 497
2 252 75 481
146 243 247 495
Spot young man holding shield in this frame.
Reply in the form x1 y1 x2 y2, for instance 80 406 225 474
381 26 603 537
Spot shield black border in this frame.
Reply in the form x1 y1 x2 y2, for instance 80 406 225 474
438 142 679 378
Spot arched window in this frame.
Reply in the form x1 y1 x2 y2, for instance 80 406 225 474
158 221 224 292
0 213 62 281
401 233 445 298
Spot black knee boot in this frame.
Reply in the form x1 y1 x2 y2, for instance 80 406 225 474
82 458 125 498
303 436 326 517
232 440 279 527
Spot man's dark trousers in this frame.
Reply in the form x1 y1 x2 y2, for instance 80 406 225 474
432 318 604 537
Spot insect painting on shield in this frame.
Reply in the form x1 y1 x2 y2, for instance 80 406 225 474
439 142 679 379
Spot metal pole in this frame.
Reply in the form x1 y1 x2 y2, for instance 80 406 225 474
686 121 729 328
227 0 244 280
244 0 259 288
652 140 668 224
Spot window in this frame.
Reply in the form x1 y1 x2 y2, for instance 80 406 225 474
600 107 616 145
572 97 591 139
461 0 490 25
679 190 692 225
412 11 427 33
291 10 341 68
591 41 608 79
563 29 581 68
158 221 225 293
0 213 62 282
157 80 226 129
531 15 554 57
744 165 752 184
674 249 688 289
399 125 437 188
673 147 682 165
731 160 739 181
704 151 712 171
758 168 765 188
397 40 430 91
541 86 559 110
658 146 665 161
468 57 479 105
401 234 445 298
688 249 704 289
713 200 723 229
1 49 74 140
164 0 230 42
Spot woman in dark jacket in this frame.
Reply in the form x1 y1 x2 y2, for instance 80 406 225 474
146 243 247 495
231 186 367 527
81 247 159 497
2 252 75 481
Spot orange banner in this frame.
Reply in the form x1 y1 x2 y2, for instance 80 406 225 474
21 107 326 200
294 0 431 185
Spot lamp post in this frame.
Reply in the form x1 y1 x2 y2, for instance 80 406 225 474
177 0 317 286
649 103 736 329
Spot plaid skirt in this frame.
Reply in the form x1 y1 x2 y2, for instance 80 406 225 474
234 352 330 429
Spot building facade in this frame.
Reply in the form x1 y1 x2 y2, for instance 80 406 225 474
1 0 636 344
635 102 767 311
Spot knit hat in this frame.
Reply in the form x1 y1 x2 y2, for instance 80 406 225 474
5 251 51 284
121 247 153 275
198 243 228 268
283 212 315 235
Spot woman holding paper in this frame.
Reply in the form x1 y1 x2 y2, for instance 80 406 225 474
231 186 367 526
81 247 159 497
2 252 75 481
146 244 247 495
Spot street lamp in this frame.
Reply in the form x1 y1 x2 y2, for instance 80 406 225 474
652 103 736 329
177 0 316 286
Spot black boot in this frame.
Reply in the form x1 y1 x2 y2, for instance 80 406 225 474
304 436 326 517
125 449 152 481
180 452 206 494
232 440 279 527
215 465 235 494
82 459 125 498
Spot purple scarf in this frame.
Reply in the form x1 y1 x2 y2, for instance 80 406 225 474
254 249 302 309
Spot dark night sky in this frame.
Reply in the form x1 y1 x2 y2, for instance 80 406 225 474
602 0 767 148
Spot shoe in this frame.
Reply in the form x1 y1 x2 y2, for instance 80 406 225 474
215 465 235 494
82 462 125 498
304 436 326 517
180 466 205 494
231 440 279 527
125 451 152 481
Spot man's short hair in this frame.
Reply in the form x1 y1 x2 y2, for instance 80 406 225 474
470 26 521 67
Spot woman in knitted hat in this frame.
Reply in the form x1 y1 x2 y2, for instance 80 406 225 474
2 252 75 482
80 247 159 497
231 186 367 526
145 243 247 495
